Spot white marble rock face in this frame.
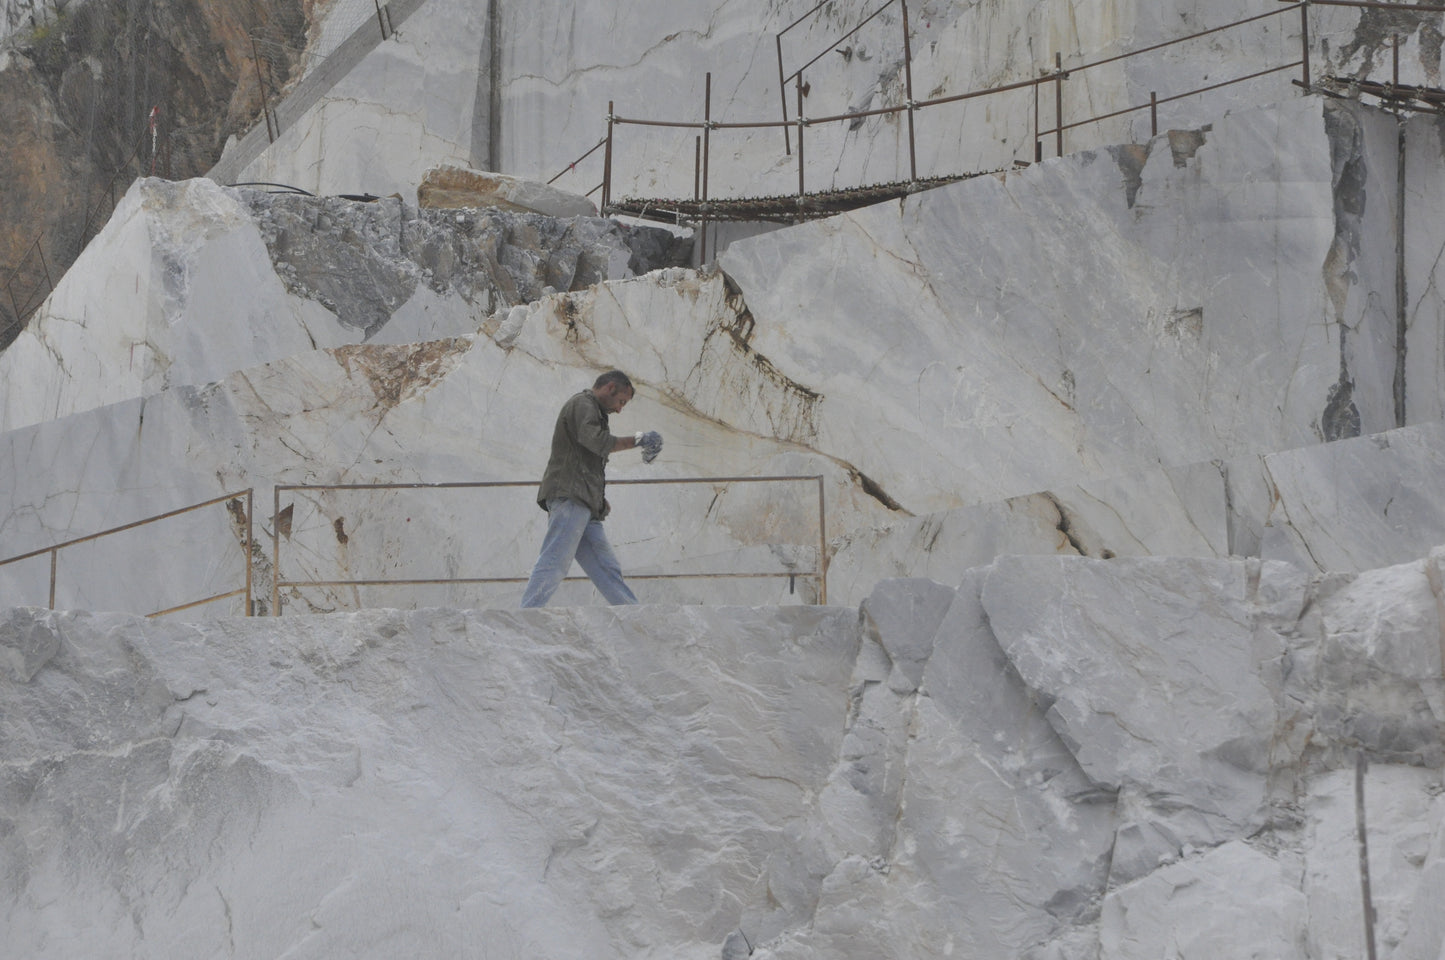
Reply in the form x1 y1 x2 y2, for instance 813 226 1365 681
5 549 1444 958
0 176 688 434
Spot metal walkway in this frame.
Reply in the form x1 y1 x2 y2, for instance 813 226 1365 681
607 172 1001 225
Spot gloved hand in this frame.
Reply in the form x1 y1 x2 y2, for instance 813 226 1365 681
635 430 663 464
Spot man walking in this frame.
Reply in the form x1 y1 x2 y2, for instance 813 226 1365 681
520 370 662 607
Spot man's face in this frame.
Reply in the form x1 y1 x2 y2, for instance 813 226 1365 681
597 383 633 414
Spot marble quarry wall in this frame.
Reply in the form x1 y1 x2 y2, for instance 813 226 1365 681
4 549 1444 958
3 95 1444 614
215 0 1443 203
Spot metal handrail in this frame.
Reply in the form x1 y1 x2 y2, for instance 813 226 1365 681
575 0 1441 229
0 489 254 617
271 476 828 614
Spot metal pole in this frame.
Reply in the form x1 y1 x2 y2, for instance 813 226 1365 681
373 0 389 39
777 33 792 155
49 548 57 610
901 0 918 181
1034 79 1042 161
816 476 827 604
1055 52 1065 157
1356 753 1379 960
245 488 254 616
694 136 701 200
702 75 712 265
1150 91 1158 136
702 74 712 203
1300 1 1312 91
603 101 614 211
1393 32 1400 88
1395 114 1407 427
272 485 281 616
251 35 275 143
797 76 806 197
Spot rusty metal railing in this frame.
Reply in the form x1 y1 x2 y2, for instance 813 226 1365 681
550 0 1443 236
0 489 254 618
271 476 828 614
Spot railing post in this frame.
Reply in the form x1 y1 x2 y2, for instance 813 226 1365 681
777 33 792 155
251 35 276 144
1034 78 1046 161
245 488 254 616
1356 753 1379 960
1055 52 1065 158
603 101 614 212
816 475 827 605
1300 1 1311 91
694 136 701 200
797 75 806 198
900 0 918 182
272 486 282 616
702 74 712 264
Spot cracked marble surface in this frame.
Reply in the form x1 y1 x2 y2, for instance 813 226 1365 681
0 176 687 434
5 550 1444 957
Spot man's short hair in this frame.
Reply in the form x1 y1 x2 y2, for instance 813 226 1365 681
594 370 634 392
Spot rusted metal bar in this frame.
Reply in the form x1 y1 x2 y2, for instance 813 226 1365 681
1396 115 1407 427
702 74 713 264
1150 91 1158 135
603 101 614 211
703 73 713 204
282 475 828 491
1301 1 1312 90
1035 80 1042 161
272 484 282 616
547 137 607 186
694 136 702 200
916 73 1047 113
793 102 907 125
1082 4 1304 74
816 475 828 604
251 35 275 144
272 475 829 608
797 77 807 197
778 33 792 154
1055 52 1065 157
613 116 711 129
245 488 254 616
780 0 834 35
1356 753 1379 960
0 490 257 565
281 571 819 589
1300 0 1445 10
901 0 918 181
147 588 249 619
1055 62 1303 133
784 0 898 85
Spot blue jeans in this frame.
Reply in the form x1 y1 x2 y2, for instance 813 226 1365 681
520 498 638 607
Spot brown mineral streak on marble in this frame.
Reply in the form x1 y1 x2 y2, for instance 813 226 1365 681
332 338 470 410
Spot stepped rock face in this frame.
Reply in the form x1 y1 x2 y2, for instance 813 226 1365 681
720 95 1444 516
4 551 1444 957
0 177 688 433
3 96 1445 613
